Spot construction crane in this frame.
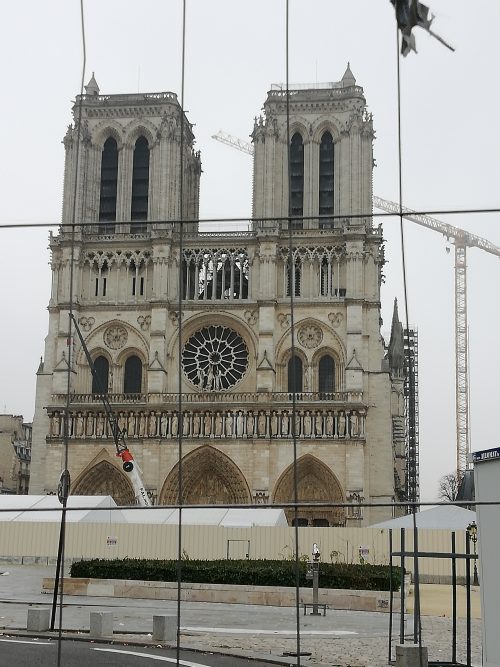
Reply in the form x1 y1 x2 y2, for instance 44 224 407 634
212 131 253 155
213 130 500 482
373 197 500 480
70 314 151 506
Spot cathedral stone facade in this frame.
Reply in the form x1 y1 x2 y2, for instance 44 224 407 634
30 67 405 525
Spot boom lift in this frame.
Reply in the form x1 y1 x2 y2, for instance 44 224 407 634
70 313 151 506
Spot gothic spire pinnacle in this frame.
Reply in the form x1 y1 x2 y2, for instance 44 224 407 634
341 62 356 88
85 72 100 96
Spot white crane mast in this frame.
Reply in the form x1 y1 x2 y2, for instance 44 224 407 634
373 196 500 480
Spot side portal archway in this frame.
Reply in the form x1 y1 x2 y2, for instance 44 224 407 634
72 460 135 506
272 454 345 526
159 445 252 505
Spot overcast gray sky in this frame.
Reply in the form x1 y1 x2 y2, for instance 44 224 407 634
0 1 498 501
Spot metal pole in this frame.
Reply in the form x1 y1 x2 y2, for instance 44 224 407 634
311 563 320 616
400 528 405 644
451 531 457 664
465 531 472 667
388 529 394 664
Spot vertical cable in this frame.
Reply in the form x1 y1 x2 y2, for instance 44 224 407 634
176 1 187 664
396 27 422 665
56 2 86 665
285 0 301 662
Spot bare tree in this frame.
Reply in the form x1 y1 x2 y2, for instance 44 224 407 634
438 472 461 502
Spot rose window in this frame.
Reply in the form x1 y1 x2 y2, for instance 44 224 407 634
182 325 249 391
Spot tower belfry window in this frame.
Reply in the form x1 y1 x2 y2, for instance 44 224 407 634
319 355 335 394
92 356 109 394
289 133 304 228
319 131 334 227
124 356 142 394
130 136 150 233
98 137 118 230
288 355 303 393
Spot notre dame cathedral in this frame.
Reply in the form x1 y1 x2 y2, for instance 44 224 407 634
30 66 406 526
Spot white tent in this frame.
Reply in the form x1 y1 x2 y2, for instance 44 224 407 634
0 496 287 527
0 495 126 523
370 505 476 530
120 507 289 527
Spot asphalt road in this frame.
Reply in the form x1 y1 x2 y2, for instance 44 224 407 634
0 637 279 666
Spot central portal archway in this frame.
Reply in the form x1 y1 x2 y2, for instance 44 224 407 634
273 454 345 526
159 445 252 505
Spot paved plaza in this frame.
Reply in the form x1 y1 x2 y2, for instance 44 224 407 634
0 566 482 666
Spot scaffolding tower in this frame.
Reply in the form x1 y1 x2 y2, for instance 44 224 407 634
404 329 420 509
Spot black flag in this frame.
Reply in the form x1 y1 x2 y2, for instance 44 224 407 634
391 0 455 56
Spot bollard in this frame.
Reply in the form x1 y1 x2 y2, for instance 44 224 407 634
153 615 176 642
27 607 50 632
89 611 113 638
395 644 428 667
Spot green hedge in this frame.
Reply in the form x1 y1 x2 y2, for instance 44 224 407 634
70 558 401 591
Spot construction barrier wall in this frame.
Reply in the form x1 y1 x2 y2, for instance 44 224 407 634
0 522 469 581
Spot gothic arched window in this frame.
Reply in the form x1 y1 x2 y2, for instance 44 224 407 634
99 137 118 229
124 355 142 394
319 131 334 227
92 356 109 394
285 258 301 297
130 136 150 233
289 132 304 228
287 355 303 393
319 355 335 394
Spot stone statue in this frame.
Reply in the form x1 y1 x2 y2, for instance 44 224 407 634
246 411 255 437
236 410 244 436
295 412 301 438
182 411 190 436
338 411 346 437
203 411 212 436
225 411 233 437
315 411 323 437
51 412 61 437
148 411 157 437
325 411 334 437
138 412 146 437
257 411 267 437
171 412 179 438
192 412 201 437
75 412 85 438
128 411 136 437
350 412 359 437
118 411 127 435
281 410 289 436
96 413 105 437
214 412 223 437
160 412 168 437
270 411 278 437
86 412 95 437
303 411 312 437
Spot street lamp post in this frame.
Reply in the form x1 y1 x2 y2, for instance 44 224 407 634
467 521 479 586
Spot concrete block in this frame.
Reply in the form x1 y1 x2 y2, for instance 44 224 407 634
90 611 113 638
27 607 50 632
153 615 176 642
395 644 428 667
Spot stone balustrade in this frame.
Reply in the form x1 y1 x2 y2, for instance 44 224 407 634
47 407 366 441
52 390 363 405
